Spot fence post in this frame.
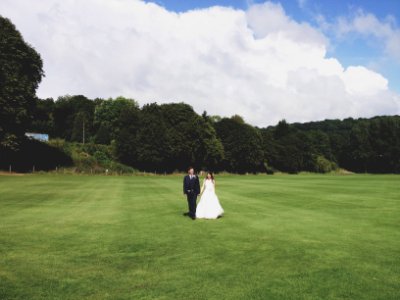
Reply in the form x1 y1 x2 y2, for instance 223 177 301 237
33 165 35 173
9 165 11 173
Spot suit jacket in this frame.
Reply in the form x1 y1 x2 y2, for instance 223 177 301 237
183 175 200 195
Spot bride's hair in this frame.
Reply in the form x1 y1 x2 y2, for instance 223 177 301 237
207 172 214 180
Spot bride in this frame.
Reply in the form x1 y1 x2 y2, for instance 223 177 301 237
196 172 224 219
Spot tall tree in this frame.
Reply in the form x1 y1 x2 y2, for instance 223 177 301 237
347 122 372 173
214 116 264 173
71 111 89 143
115 103 141 166
53 95 95 141
29 98 55 136
0 16 44 150
368 117 400 173
159 103 223 171
135 103 171 172
93 96 138 143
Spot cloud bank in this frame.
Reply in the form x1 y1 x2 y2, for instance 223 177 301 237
1 0 399 126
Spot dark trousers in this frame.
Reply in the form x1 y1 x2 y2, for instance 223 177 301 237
187 192 197 217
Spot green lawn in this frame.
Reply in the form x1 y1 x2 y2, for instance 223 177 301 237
0 173 399 299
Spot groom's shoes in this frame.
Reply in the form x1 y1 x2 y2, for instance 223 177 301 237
183 212 195 220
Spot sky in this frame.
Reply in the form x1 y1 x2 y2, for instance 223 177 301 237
1 0 399 126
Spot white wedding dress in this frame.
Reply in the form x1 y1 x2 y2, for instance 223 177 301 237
196 179 224 219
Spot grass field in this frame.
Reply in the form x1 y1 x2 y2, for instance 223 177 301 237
0 173 399 299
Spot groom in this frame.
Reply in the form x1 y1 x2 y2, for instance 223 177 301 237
183 167 200 220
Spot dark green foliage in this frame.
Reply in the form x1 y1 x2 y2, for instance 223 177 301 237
135 103 171 172
347 122 373 172
157 103 223 172
6 90 400 173
0 16 44 150
132 103 224 172
29 98 55 135
0 137 72 172
197 117 224 171
262 123 316 174
94 123 111 145
93 96 139 142
289 116 400 173
53 95 95 141
214 116 264 173
115 101 140 166
308 130 334 161
71 111 88 143
8 91 400 174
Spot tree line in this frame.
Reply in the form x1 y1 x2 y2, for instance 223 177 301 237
26 95 400 173
1 15 399 174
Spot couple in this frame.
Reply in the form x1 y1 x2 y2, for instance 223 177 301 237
183 167 224 220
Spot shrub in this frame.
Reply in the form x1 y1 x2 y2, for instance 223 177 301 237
314 155 338 173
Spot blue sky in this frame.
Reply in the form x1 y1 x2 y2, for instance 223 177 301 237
148 0 400 21
148 0 400 93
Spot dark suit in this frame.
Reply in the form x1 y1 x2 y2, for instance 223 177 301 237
183 174 200 218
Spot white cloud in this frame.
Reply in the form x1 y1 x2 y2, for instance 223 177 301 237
342 66 388 96
335 10 400 62
0 0 399 126
246 2 327 46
